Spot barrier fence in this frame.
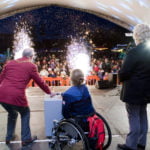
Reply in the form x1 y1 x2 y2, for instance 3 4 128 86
27 74 119 87
27 75 100 87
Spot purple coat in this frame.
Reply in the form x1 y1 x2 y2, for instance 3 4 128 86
0 57 51 107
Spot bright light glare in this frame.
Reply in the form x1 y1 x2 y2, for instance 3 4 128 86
126 15 135 21
139 0 149 8
97 6 108 12
73 53 90 76
67 39 91 77
13 22 34 59
112 15 120 19
146 40 150 48
96 1 108 8
119 3 132 11
110 6 122 13
5 4 15 8
2 0 10 3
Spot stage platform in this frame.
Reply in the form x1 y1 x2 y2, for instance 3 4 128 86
0 86 150 150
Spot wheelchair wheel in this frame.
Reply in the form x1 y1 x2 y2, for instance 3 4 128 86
96 112 112 149
53 119 90 150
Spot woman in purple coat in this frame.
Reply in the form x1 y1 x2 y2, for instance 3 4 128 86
0 48 52 147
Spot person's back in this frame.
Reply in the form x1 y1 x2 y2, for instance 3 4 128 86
122 43 150 79
0 48 51 147
0 56 50 106
120 42 150 104
1 58 34 89
62 84 95 118
62 69 96 150
118 24 150 150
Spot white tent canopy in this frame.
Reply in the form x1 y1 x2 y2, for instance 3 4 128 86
0 0 149 31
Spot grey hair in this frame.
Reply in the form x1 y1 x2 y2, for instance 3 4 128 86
133 24 150 45
22 48 34 58
71 69 84 86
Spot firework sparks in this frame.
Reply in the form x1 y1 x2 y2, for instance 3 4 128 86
13 21 34 59
67 38 91 76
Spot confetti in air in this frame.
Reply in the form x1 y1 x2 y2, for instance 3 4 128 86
13 21 34 60
67 38 91 77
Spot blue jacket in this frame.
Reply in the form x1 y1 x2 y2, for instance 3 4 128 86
62 84 95 119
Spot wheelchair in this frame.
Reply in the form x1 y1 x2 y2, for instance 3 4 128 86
48 112 112 150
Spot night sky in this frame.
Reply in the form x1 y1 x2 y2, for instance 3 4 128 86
0 5 131 52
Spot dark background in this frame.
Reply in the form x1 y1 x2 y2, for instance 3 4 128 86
0 5 133 53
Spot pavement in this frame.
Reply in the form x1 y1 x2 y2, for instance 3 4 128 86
0 86 150 150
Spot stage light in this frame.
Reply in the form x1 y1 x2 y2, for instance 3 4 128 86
2 0 10 3
96 1 108 12
4 4 15 8
110 6 122 13
119 3 133 11
126 15 136 22
85 31 89 35
96 1 108 8
139 0 149 8
89 40 93 44
112 15 120 19
146 39 150 48
97 6 108 12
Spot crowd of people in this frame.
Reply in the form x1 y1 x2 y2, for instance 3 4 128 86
0 50 124 82
34 51 123 80
0 51 123 82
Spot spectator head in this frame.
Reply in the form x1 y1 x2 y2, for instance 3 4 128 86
133 24 150 45
71 69 84 86
42 65 46 69
22 48 35 59
104 58 108 63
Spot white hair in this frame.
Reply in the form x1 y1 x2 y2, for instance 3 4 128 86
133 24 150 45
22 48 34 58
71 69 84 86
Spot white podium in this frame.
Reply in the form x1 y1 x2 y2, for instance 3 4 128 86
44 94 63 137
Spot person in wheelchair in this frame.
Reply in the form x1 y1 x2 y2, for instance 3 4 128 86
58 69 110 150
62 69 95 131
